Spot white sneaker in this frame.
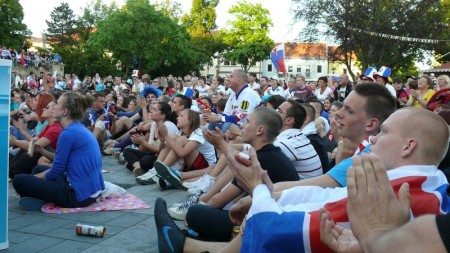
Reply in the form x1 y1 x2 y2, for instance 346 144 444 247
167 194 200 220
183 174 215 195
136 168 158 185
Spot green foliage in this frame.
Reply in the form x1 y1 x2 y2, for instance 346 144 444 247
292 0 445 79
222 0 274 71
88 0 196 76
181 0 224 71
46 2 77 47
434 0 450 64
0 0 29 48
154 0 183 23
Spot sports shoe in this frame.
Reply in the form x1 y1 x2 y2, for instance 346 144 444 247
133 167 146 177
19 197 49 211
154 197 186 253
157 178 174 191
167 194 200 220
183 174 215 195
136 168 158 185
154 161 182 188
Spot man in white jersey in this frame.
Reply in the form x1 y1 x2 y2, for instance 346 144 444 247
204 69 261 132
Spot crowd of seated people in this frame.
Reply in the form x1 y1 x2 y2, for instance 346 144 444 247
7 64 450 252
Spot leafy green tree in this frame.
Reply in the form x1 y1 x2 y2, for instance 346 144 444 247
154 0 183 24
77 0 118 43
181 0 226 72
89 0 196 76
46 2 77 47
0 0 29 48
222 0 273 72
434 0 450 64
292 0 445 79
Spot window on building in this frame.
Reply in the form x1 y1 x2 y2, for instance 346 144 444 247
306 65 311 78
288 65 293 73
224 59 230 65
267 64 272 72
297 65 301 73
317 65 322 73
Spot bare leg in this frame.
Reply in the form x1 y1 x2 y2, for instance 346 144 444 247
179 153 228 181
200 168 234 203
184 238 229 253
113 117 133 136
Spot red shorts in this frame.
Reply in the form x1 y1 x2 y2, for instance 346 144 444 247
183 153 209 172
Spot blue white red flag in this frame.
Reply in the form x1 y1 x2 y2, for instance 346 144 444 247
241 165 450 253
270 43 286 74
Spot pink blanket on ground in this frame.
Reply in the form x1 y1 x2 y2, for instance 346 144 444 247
41 193 150 214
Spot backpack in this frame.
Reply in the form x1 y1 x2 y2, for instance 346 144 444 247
427 88 450 111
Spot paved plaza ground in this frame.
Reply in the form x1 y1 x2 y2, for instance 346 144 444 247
6 155 189 253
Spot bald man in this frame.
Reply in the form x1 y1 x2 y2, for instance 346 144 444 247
203 69 261 133
333 73 352 102
321 108 450 253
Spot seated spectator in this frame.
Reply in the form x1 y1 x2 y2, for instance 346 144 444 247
123 102 178 176
406 75 435 109
9 99 62 178
13 93 105 210
83 92 115 146
139 109 216 188
173 108 300 242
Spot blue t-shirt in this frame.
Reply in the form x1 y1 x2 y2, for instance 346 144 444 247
326 145 372 186
45 121 105 202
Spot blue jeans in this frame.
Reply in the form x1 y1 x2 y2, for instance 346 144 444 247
207 122 234 133
12 165 96 208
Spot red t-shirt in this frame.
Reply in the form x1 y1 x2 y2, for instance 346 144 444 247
38 123 63 150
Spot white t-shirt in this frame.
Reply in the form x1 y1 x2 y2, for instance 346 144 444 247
224 85 261 125
248 82 260 90
264 86 285 96
196 84 210 97
187 128 216 166
274 128 323 180
385 84 396 97
314 87 333 103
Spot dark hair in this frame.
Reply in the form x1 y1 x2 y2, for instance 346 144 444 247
200 96 213 108
438 109 450 125
249 73 257 78
167 80 174 89
217 97 227 112
253 107 282 142
317 76 328 84
286 100 306 129
408 80 418 90
198 76 206 83
353 83 396 125
176 94 192 109
61 93 94 121
266 95 286 110
157 102 177 124
175 80 183 91
301 103 316 124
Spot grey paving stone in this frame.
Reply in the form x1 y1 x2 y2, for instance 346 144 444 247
80 244 148 253
39 240 95 253
4 235 63 253
8 230 36 244
98 219 155 252
8 215 45 230
16 218 72 234
105 212 149 227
